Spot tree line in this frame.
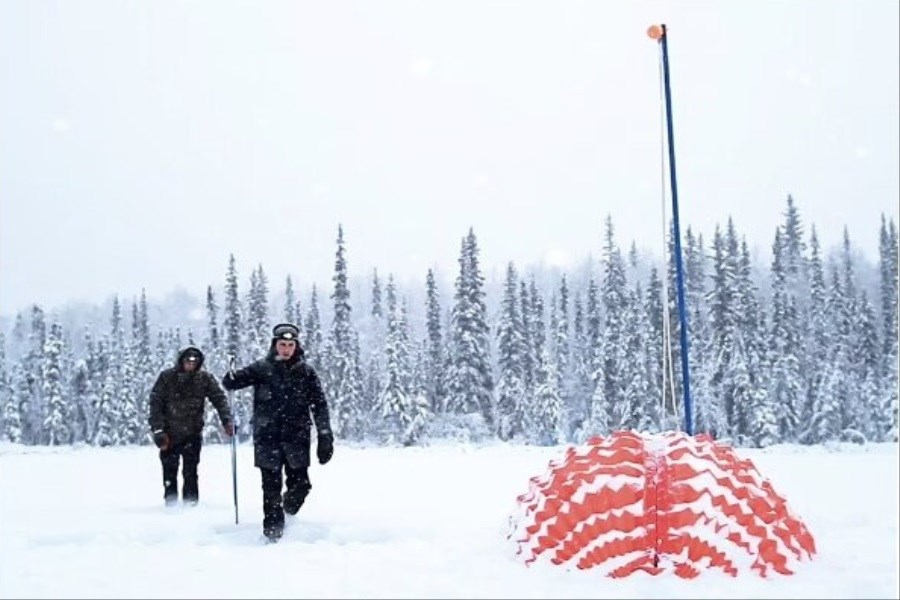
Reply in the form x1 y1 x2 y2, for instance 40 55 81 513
1 196 897 448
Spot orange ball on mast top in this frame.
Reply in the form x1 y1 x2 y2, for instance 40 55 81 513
647 24 664 40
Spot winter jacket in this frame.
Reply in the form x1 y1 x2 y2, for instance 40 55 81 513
148 346 232 445
222 343 331 470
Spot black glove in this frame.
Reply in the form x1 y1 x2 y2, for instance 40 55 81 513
316 430 333 465
153 431 170 450
222 372 236 389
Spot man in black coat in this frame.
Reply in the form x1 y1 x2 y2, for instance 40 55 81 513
148 345 234 506
223 323 334 541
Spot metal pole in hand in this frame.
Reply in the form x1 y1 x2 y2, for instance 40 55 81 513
228 355 239 525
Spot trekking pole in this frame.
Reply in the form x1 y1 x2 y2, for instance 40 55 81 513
228 355 239 525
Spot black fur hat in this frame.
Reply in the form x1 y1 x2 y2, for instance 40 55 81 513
272 323 300 342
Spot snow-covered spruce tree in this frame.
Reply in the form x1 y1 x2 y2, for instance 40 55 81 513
679 228 712 433
734 239 771 447
206 285 221 357
245 264 270 359
70 358 93 444
130 291 155 443
21 305 47 444
294 299 304 336
811 358 844 444
779 197 819 433
359 270 389 434
745 347 779 448
518 280 536 396
86 336 109 444
716 219 752 440
284 275 297 325
135 289 152 362
10 312 26 358
553 275 577 438
836 228 866 438
700 222 736 439
600 216 629 432
0 332 10 440
768 228 802 443
882 342 898 442
571 280 602 440
223 254 243 365
201 285 226 443
583 275 602 398
4 363 25 443
528 277 547 376
402 334 433 446
780 195 811 323
643 268 666 430
818 264 853 443
495 262 526 440
99 318 129 447
371 269 384 319
304 285 323 371
42 322 69 445
117 342 143 444
424 268 445 413
445 228 494 432
584 360 610 437
379 279 425 444
94 355 120 447
879 215 899 367
801 227 833 443
362 353 381 435
664 226 682 410
526 348 562 446
223 255 251 439
68 327 98 443
851 291 882 441
877 215 899 441
622 283 657 433
327 225 365 439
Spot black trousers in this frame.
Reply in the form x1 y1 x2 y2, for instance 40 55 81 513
159 435 202 503
259 453 311 532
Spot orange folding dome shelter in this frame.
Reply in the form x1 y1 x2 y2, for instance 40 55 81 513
509 431 816 578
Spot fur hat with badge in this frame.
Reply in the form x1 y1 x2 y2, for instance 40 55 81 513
272 323 301 343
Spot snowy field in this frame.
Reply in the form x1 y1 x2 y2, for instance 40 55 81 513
1 440 897 599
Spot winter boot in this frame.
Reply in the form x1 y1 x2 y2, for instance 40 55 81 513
283 485 310 516
262 493 285 541
263 523 284 542
163 479 179 507
182 476 199 506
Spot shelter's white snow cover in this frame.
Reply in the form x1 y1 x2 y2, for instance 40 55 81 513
509 431 816 578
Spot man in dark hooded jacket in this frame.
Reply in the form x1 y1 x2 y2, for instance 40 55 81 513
223 323 333 541
148 345 234 506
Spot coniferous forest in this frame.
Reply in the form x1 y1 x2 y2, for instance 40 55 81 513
1 197 897 448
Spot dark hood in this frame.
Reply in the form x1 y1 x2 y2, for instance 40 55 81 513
176 345 205 370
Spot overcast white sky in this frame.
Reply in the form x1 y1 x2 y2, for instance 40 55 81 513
1 0 897 316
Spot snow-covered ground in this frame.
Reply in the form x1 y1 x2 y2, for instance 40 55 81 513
1 440 897 599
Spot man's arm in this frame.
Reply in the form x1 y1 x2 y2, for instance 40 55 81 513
148 371 168 434
204 372 233 426
308 367 334 465
307 367 332 435
222 361 262 391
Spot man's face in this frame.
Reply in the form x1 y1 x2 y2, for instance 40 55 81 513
182 358 199 372
275 340 296 360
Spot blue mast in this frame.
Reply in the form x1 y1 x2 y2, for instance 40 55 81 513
656 24 694 435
